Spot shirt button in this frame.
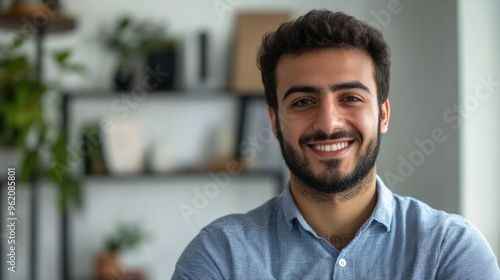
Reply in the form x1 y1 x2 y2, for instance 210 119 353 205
338 258 347 267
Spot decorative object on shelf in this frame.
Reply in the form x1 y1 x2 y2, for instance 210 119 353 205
95 222 149 280
99 16 141 91
238 97 283 170
146 140 175 173
100 15 177 91
230 12 289 94
198 32 208 84
182 30 211 91
145 41 176 90
82 124 108 175
203 123 236 167
101 118 145 174
114 63 135 91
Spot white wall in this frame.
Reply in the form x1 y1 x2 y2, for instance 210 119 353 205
365 0 460 214
458 0 500 262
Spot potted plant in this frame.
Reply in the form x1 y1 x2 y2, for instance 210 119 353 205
95 222 149 279
99 15 177 91
0 36 84 209
99 16 139 90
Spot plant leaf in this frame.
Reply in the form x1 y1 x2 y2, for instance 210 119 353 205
20 150 37 181
11 36 25 49
53 50 70 64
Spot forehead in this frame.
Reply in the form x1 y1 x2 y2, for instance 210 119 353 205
275 48 377 99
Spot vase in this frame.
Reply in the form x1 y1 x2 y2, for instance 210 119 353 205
95 251 121 279
114 63 134 91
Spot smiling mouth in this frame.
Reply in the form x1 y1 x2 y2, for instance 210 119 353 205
311 141 352 152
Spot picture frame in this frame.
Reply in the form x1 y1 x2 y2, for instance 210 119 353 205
230 12 290 94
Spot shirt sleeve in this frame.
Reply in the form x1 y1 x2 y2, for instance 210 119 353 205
171 227 230 280
436 218 500 280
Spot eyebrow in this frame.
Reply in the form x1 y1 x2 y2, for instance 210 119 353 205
282 81 371 101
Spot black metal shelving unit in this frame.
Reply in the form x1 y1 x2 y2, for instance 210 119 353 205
60 91 285 279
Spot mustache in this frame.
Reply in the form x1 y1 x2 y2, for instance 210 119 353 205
299 131 361 146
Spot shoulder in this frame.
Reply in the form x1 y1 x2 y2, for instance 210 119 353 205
172 196 282 279
392 194 500 279
206 194 281 234
392 193 481 240
393 194 479 236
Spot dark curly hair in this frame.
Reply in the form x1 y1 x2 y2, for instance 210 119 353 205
257 9 391 110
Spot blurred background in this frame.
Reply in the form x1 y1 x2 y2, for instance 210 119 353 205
0 0 498 279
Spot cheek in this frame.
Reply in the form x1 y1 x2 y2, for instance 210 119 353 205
356 112 379 137
279 115 308 142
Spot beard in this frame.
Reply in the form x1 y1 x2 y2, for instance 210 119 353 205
275 118 381 198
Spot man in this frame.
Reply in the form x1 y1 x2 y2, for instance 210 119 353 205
173 10 500 279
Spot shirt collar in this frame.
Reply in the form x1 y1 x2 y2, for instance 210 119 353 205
280 175 394 232
281 184 302 230
371 175 393 232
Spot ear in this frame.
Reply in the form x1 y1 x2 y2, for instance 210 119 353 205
379 99 390 134
268 106 278 138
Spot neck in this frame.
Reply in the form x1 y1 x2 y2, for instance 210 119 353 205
290 169 378 250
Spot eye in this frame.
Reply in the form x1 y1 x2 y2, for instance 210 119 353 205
343 96 362 102
292 98 315 107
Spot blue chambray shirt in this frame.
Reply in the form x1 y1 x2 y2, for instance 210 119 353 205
173 176 500 279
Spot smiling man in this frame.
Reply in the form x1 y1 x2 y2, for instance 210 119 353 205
172 10 500 279
271 47 387 251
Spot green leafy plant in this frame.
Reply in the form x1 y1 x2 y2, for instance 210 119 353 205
0 36 85 209
105 222 149 253
99 15 176 67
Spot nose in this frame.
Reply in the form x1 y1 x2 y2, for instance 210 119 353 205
312 100 345 135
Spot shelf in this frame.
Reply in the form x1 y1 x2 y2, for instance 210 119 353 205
60 89 284 279
0 4 76 33
63 91 274 174
82 169 283 181
63 90 265 100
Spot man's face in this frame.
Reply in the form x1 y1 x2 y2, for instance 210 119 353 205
269 48 390 195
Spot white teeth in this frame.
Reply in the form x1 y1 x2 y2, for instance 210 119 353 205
314 142 349 152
